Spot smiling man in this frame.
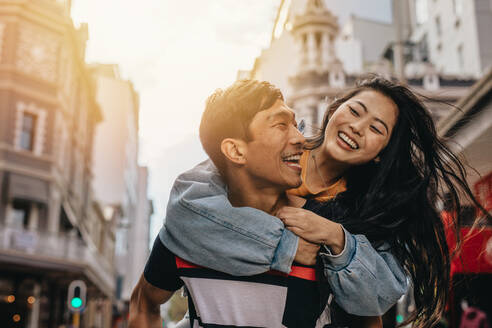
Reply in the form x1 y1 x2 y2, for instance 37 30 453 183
129 80 326 327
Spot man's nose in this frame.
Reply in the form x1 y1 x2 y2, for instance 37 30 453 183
291 125 306 146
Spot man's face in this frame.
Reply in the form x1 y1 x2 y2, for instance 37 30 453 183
243 99 305 191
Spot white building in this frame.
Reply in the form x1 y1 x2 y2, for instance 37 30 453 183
408 0 492 77
245 0 474 133
338 14 395 73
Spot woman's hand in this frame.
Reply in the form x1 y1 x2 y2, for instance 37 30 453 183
277 206 345 255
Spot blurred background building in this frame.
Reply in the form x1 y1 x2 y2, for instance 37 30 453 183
90 63 153 327
0 1 152 327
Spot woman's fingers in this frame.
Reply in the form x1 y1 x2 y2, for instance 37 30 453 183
277 206 302 221
286 226 305 237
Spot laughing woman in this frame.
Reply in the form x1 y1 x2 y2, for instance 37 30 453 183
160 77 490 328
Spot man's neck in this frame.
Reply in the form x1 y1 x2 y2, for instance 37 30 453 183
226 173 288 215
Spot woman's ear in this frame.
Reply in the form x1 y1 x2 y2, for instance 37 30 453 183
221 138 247 165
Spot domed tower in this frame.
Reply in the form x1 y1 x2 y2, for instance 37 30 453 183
289 0 346 133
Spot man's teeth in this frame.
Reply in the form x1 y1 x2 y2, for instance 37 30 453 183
283 154 302 169
338 132 359 149
283 154 301 161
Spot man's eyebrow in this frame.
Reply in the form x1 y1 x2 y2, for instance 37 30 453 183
268 110 296 121
353 100 389 133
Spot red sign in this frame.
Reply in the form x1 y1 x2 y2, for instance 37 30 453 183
474 172 492 211
447 226 492 275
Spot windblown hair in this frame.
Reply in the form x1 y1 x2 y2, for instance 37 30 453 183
307 76 490 328
199 79 284 175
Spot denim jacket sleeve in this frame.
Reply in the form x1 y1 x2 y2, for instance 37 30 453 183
159 159 299 275
319 229 409 315
159 159 408 314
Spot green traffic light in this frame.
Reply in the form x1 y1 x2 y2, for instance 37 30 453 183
71 297 83 308
396 314 404 323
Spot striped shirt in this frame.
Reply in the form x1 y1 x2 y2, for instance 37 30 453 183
145 237 328 327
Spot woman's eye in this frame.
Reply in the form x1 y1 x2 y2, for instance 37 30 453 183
349 107 359 116
371 126 382 134
275 123 287 128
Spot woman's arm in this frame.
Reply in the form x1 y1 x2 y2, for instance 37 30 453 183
277 206 408 316
159 159 300 275
321 233 408 316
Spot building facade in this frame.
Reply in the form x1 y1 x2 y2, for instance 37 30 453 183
246 0 474 135
0 0 115 327
90 64 153 326
408 0 492 78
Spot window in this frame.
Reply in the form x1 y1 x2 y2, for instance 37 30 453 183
15 102 46 155
435 16 442 36
419 34 429 62
20 113 37 151
11 200 30 229
415 0 429 25
453 0 463 16
457 44 464 72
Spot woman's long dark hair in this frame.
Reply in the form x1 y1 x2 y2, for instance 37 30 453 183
307 76 490 328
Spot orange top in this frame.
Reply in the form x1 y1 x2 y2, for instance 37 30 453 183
288 149 347 202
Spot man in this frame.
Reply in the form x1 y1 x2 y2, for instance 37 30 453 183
129 80 329 327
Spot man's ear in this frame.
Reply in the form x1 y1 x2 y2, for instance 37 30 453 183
221 138 247 165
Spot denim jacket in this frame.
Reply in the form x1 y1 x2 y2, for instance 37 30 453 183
159 159 408 316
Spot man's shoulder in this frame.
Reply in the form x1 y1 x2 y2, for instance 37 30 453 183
144 237 183 292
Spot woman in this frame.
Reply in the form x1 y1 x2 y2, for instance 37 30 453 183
161 76 490 328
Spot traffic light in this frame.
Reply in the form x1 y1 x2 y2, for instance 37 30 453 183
67 280 87 313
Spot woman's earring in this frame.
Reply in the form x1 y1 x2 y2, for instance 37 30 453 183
374 157 381 163
298 119 306 134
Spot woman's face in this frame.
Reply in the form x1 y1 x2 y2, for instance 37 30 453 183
322 89 398 166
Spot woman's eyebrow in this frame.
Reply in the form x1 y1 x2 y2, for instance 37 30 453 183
375 118 389 134
354 100 368 113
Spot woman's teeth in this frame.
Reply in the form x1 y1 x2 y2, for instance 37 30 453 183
338 132 359 149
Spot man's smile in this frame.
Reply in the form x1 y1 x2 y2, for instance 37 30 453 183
282 152 303 171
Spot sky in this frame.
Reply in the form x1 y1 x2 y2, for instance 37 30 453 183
70 0 391 241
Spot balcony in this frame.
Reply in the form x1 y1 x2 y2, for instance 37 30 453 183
0 225 115 297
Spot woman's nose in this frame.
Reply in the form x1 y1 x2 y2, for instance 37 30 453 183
349 122 363 136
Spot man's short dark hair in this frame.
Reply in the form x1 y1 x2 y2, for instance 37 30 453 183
199 79 284 174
